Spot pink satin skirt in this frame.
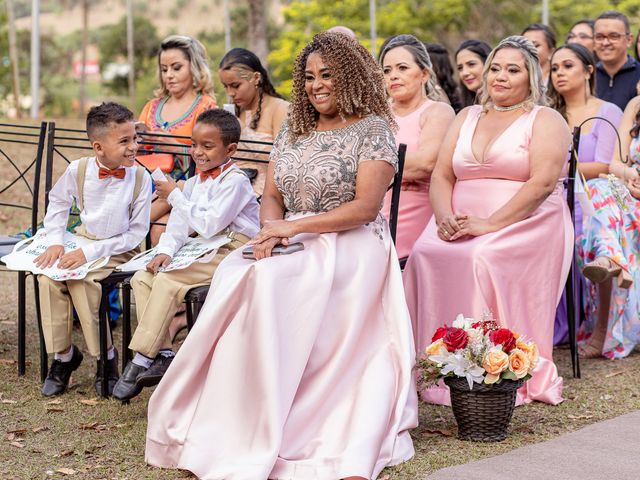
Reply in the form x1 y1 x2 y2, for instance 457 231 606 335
145 213 418 479
383 188 433 260
404 179 573 405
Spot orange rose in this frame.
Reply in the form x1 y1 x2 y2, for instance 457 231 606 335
508 348 530 379
482 347 509 376
516 341 539 371
425 339 445 357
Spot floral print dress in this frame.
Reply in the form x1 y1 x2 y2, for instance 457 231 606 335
577 136 640 358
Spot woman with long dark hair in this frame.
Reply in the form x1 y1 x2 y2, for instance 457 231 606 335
455 39 492 108
425 43 463 112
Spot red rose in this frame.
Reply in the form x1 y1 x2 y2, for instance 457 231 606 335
490 328 517 352
443 327 469 352
432 326 449 342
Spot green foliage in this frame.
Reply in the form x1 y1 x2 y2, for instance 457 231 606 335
95 15 160 95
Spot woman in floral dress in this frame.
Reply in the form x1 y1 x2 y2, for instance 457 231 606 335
578 96 640 358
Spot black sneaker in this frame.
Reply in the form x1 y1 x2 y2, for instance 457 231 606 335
94 347 120 397
112 361 147 401
42 346 84 397
135 354 174 388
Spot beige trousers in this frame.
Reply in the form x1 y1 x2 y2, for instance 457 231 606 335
129 236 247 358
38 251 136 357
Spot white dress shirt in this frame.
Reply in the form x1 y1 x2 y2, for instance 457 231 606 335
43 157 152 262
156 164 260 258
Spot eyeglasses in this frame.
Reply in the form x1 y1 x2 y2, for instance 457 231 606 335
594 32 628 43
566 33 593 41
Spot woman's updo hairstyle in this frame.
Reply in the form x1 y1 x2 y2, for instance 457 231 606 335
219 48 283 130
378 34 442 102
478 35 547 111
155 35 214 98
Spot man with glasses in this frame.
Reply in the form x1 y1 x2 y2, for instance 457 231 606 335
594 10 640 110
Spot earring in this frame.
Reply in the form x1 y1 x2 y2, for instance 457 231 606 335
585 78 590 102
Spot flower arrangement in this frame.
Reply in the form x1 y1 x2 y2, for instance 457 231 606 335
420 314 539 390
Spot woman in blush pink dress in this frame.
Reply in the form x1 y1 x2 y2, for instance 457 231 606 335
404 36 573 406
379 35 455 260
145 32 417 480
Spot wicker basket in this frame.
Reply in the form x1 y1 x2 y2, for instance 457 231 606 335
444 376 525 442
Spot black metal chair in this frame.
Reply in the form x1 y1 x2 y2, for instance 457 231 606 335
0 122 48 377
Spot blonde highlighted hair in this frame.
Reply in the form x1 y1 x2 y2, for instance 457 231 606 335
478 35 547 111
155 35 215 99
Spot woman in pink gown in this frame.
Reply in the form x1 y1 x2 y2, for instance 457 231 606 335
378 35 455 260
404 36 573 406
145 32 417 480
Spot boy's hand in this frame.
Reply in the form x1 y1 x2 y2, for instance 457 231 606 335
154 176 177 199
57 249 87 270
34 245 65 268
146 254 172 274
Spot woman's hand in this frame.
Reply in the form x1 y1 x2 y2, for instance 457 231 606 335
436 214 465 241
249 219 298 246
252 236 285 260
449 215 496 240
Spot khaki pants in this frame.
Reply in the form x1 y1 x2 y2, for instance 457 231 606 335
38 251 136 357
129 236 247 358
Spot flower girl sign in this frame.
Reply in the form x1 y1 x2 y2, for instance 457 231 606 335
116 235 232 273
1 230 109 281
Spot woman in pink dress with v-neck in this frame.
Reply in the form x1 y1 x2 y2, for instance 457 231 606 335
404 36 573 405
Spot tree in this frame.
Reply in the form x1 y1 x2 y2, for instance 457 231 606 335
248 0 269 65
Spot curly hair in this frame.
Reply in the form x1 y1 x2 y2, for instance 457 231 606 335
288 32 394 142
219 48 283 131
478 35 547 111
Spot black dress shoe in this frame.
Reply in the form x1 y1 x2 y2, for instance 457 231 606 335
94 347 120 397
136 354 174 388
112 361 148 401
42 346 84 397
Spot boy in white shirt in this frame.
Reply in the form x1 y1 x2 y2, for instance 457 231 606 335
35 102 152 397
112 108 259 401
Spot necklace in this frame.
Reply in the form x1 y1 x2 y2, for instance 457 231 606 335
492 100 527 112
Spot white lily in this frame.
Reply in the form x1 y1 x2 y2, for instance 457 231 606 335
438 353 486 390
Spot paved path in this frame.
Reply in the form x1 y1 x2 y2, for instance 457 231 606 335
425 410 640 480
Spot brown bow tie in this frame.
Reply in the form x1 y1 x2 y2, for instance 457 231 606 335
198 161 233 182
98 166 126 180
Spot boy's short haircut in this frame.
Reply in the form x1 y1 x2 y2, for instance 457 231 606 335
196 108 242 146
86 102 135 141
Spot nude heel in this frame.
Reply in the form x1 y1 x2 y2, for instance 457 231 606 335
583 257 621 284
617 269 633 289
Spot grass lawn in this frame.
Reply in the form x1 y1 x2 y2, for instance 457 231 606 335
0 271 638 479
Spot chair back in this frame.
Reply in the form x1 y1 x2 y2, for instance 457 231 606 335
0 122 48 238
388 143 407 245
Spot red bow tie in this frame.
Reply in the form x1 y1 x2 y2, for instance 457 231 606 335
198 161 233 182
98 166 126 180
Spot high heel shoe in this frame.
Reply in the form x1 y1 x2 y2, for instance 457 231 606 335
583 257 621 284
617 268 633 289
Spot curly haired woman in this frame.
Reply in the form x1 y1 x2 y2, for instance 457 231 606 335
145 32 417 480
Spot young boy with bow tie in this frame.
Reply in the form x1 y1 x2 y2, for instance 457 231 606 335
35 102 152 397
112 108 259 401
